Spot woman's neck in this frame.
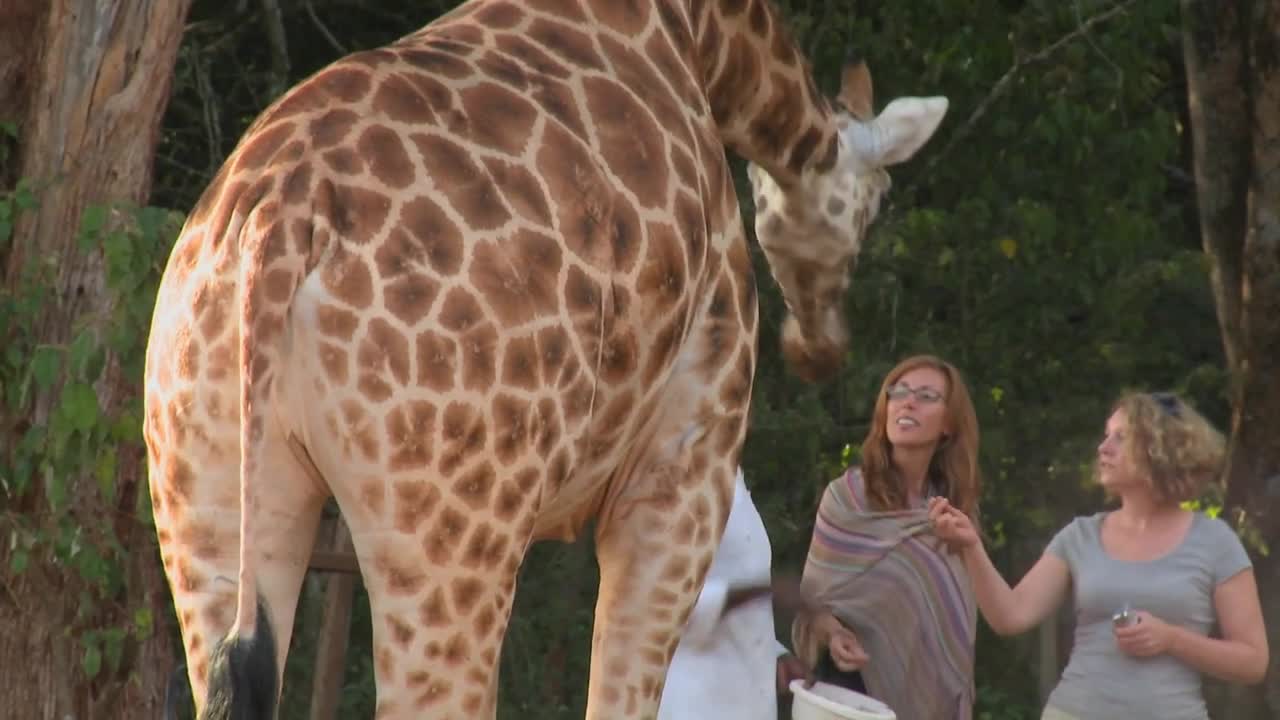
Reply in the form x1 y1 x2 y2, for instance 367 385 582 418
893 446 934 505
1113 485 1182 529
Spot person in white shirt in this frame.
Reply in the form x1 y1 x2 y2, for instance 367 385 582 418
658 468 809 720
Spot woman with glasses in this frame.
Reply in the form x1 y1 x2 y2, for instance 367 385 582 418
787 355 983 719
930 392 1268 720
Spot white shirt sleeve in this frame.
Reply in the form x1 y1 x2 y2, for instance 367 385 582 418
680 577 730 649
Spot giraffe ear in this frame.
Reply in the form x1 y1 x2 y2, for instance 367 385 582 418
837 57 874 121
854 96 949 167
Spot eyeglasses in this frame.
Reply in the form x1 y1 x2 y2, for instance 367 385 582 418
886 384 944 404
1150 392 1182 418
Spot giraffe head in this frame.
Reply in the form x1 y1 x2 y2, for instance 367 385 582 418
748 58 948 383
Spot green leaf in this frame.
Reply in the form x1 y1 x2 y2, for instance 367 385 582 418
82 641 101 678
134 607 154 639
30 346 62 391
68 329 97 379
61 382 99 432
9 549 28 575
96 448 117 502
78 204 108 251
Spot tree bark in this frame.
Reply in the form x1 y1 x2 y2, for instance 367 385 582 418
1182 0 1280 716
0 2 192 718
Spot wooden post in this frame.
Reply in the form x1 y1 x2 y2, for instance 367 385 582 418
308 515 358 720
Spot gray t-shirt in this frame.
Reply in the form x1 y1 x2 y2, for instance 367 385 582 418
1043 512 1252 720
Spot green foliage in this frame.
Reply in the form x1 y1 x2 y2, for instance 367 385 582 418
0 174 182 688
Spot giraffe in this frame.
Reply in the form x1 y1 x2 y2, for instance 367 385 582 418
142 0 948 718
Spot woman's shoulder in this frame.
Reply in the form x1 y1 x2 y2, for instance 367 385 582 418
1189 512 1247 552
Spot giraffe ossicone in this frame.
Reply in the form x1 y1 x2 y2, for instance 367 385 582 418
142 1 948 718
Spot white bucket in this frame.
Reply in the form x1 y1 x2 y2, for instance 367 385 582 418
789 680 896 720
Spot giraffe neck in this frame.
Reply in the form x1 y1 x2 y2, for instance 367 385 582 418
691 0 839 189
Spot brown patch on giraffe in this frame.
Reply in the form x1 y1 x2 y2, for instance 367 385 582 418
460 323 499 391
415 330 458 391
481 159 552 227
358 317 411 387
439 403 487 477
470 241 536 326
341 400 381 463
526 0 588 21
533 400 561 458
419 587 452 629
714 412 747 458
675 189 708 277
474 604 498 640
563 376 595 428
398 46 474 80
491 393 531 464
175 329 200 380
592 0 651 35
500 334 538 391
412 133 511 230
321 183 393 245
726 239 757 333
386 614 416 650
322 147 364 176
317 304 360 340
194 280 234 341
317 341 349 386
386 400 437 471
452 461 496 511
492 33 570 81
476 51 528 98
206 342 234 382
312 64 375 103
474 2 524 30
536 325 571 386
546 447 572 494
425 505 470 563
235 121 297 172
374 546 428 596
493 476 527 522
669 141 699 195
528 17 604 71
263 267 295 304
320 248 375 310
459 82 538 158
537 125 616 266
384 272 440 328
176 520 221 561
451 578 486 617
281 162 314 206
358 125 415 190
370 74 434 126
719 344 755 409
163 455 196 505
392 480 441 534
636 221 688 317
442 631 470 667
174 556 205 593
399 195 466 276
309 109 360 149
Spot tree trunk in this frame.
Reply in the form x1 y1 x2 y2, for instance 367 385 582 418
1182 0 1280 716
0 2 192 718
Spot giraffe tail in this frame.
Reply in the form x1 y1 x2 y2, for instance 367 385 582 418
199 596 277 720
199 233 300 719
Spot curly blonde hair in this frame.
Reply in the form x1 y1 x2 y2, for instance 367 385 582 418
1106 392 1226 503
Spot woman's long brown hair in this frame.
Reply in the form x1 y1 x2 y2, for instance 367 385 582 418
860 355 982 517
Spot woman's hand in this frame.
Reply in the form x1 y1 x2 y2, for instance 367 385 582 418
827 625 870 671
1114 611 1176 658
928 498 980 550
776 653 814 695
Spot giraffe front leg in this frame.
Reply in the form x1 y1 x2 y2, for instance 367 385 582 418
585 454 738 720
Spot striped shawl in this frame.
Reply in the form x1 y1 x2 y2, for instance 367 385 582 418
792 469 977 719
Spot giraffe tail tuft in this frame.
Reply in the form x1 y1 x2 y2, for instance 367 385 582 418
199 596 278 720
